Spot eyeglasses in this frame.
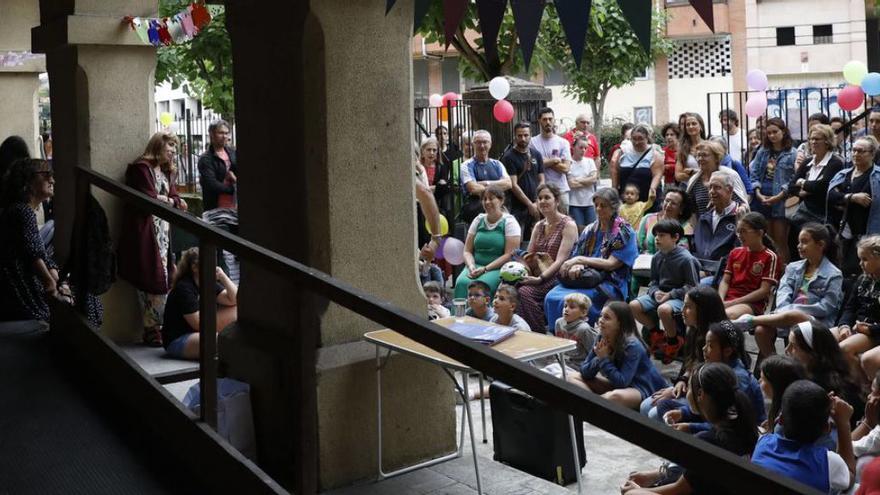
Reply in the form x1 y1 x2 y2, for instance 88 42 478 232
854 148 872 154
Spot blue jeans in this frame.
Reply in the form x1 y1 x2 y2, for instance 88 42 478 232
569 205 596 227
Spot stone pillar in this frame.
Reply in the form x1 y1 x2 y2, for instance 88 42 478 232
33 1 157 342
0 0 43 154
463 76 551 157
224 0 455 492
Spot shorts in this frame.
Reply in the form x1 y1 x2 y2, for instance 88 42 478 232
635 294 685 315
165 333 195 358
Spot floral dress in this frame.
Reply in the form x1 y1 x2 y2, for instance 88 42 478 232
0 203 57 321
139 168 171 328
516 216 575 333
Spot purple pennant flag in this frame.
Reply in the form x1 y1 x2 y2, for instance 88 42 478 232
553 0 592 69
510 0 545 70
617 0 652 54
385 0 396 15
476 0 508 63
688 0 714 32
414 0 432 33
444 0 468 50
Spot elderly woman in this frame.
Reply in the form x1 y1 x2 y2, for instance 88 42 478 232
612 123 664 204
686 141 749 219
516 183 579 333
419 137 453 223
118 131 188 347
674 113 706 184
786 124 844 260
545 188 639 326
0 158 59 321
453 186 522 299
828 135 880 278
749 117 797 263
636 186 693 254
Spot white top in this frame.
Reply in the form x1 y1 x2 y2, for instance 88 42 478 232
568 157 598 207
854 425 880 457
711 201 737 231
530 134 572 193
725 128 744 163
806 152 832 181
685 153 699 170
827 451 851 492
467 212 522 238
490 313 531 332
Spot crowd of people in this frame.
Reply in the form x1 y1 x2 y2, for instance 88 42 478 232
417 105 880 493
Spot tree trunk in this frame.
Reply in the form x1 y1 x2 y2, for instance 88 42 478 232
591 86 611 164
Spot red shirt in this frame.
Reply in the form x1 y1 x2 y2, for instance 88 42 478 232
663 146 677 184
724 247 781 312
563 129 599 159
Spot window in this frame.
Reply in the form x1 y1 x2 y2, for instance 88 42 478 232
634 107 653 125
776 27 795 46
813 24 832 44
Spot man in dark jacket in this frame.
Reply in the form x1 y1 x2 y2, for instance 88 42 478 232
198 120 237 211
694 171 739 261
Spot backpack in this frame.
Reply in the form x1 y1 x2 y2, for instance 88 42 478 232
74 194 116 295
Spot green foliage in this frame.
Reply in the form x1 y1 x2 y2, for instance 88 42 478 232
155 1 234 120
416 1 556 82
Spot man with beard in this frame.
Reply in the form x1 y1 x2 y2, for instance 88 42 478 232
529 107 571 213
502 122 544 240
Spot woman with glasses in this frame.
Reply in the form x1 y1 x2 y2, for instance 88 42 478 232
0 158 59 321
118 131 188 347
685 141 748 219
828 136 880 278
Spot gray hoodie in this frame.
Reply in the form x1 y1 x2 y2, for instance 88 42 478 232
646 245 701 301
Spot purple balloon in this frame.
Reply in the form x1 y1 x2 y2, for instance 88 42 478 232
443 238 465 266
746 69 768 91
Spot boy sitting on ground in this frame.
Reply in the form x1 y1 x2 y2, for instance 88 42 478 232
751 380 854 493
490 284 530 331
630 220 701 363
424 281 450 321
466 280 495 322
554 292 597 369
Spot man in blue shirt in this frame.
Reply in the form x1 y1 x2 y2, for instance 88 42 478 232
460 129 511 223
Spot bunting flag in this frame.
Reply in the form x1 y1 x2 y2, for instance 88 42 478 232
414 0 432 33
617 0 652 54
123 2 212 47
0 51 44 68
510 0 545 70
476 0 507 63
688 0 714 32
554 0 592 69
386 0 397 15
444 0 468 50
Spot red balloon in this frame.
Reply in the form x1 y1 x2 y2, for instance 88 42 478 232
493 100 515 123
441 92 459 108
838 85 865 112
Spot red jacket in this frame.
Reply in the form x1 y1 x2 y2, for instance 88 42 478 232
116 160 180 294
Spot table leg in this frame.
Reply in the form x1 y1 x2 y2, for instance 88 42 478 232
460 371 483 494
479 373 487 443
558 355 584 495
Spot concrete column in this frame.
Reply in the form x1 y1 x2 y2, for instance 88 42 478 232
654 55 670 124
33 1 157 342
0 0 43 154
224 0 455 491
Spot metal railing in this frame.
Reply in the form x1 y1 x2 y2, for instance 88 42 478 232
71 164 823 494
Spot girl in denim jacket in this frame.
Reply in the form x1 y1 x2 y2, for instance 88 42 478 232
748 118 797 263
737 223 843 371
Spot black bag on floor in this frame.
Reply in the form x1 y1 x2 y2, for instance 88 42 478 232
490 381 586 485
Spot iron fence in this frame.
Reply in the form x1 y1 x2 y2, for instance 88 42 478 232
157 109 237 191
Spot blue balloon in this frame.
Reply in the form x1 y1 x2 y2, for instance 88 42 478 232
862 72 880 96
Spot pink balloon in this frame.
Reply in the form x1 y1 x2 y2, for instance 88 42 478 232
493 100 515 123
441 92 459 108
428 93 443 107
838 85 865 112
746 69 768 91
442 237 465 265
744 93 767 118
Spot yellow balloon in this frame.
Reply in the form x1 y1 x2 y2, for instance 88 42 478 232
159 112 174 127
843 60 868 86
425 214 449 236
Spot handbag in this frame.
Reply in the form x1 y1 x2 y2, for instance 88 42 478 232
557 266 604 289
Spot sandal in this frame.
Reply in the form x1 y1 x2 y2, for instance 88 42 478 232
143 326 163 347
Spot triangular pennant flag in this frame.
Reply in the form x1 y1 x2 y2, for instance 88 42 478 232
443 0 468 50
510 0 545 70
617 0 652 54
147 20 160 46
385 0 397 15
158 20 173 45
133 18 150 44
180 11 196 37
414 0 432 33
476 0 508 63
191 2 211 30
688 0 714 32
168 16 186 43
553 0 592 69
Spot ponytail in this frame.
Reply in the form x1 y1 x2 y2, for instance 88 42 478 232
761 232 777 253
800 222 839 266
739 212 776 253
690 363 759 453
723 390 759 452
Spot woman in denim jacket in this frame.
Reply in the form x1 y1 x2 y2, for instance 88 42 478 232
736 223 843 371
749 117 797 263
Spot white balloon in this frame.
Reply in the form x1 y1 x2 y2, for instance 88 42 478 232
429 93 443 107
488 77 510 100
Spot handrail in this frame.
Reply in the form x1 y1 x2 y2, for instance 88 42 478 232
73 164 824 494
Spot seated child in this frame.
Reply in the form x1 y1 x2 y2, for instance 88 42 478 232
419 258 444 286
554 292 597 369
424 281 450 321
569 301 668 410
466 280 495 322
489 284 530 331
759 355 807 433
718 212 780 320
619 182 654 228
751 380 854 493
852 371 880 481
630 219 701 363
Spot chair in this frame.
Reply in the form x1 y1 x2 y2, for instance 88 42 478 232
697 256 726 289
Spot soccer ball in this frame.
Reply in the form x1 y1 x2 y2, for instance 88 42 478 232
500 261 529 283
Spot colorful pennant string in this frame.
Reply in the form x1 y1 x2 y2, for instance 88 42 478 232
0 51 44 68
123 2 213 47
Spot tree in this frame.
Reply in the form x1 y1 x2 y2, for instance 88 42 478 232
155 1 234 121
417 1 556 82
542 0 674 146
